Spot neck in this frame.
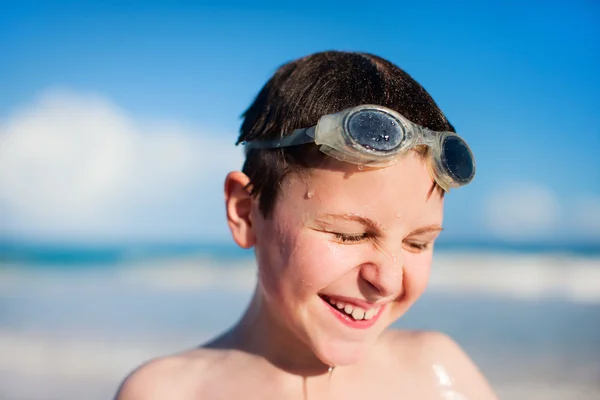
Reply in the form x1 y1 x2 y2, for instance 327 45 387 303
212 286 333 377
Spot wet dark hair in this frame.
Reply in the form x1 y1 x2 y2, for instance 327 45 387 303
237 51 454 218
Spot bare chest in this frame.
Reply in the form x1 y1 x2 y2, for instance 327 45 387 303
189 370 447 400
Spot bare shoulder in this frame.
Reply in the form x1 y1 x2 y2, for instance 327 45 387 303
385 330 498 399
114 348 224 400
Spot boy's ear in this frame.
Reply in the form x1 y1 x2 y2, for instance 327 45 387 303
224 171 256 249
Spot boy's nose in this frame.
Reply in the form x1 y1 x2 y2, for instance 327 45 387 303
358 249 404 299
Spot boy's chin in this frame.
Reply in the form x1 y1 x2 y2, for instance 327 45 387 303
312 338 373 367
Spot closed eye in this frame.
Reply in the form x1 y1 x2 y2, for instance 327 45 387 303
403 241 431 252
333 233 368 243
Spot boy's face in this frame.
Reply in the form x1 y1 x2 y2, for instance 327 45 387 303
250 152 444 366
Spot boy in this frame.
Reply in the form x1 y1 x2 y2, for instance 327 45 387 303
116 51 496 400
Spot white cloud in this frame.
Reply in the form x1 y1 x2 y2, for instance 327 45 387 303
483 183 560 241
482 184 600 242
0 89 244 241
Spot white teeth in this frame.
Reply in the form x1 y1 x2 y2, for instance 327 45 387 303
352 308 365 320
364 308 376 320
323 296 379 321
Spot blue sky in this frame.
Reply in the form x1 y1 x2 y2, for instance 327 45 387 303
0 0 599 244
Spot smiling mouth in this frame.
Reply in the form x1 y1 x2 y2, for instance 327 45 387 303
318 294 382 324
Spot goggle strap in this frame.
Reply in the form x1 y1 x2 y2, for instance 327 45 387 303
243 126 316 150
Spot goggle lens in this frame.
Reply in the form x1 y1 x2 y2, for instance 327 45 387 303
441 135 475 184
346 110 404 152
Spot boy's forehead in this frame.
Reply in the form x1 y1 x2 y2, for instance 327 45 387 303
278 153 443 219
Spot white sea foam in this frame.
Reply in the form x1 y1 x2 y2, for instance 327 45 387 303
0 252 599 302
427 252 600 303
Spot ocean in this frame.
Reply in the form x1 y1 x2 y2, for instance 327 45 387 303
0 241 599 399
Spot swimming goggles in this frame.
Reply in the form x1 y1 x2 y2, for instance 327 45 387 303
242 105 475 191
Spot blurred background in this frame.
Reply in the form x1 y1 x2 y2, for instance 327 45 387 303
1 1 599 399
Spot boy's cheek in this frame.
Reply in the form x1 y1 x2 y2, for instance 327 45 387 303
400 257 433 302
288 244 347 285
255 238 330 297
284 240 361 298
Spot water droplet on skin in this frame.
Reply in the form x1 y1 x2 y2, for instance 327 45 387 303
306 190 314 199
432 364 468 399
327 242 340 255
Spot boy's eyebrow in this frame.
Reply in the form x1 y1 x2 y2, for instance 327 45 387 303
319 213 383 231
409 225 444 235
317 214 443 236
